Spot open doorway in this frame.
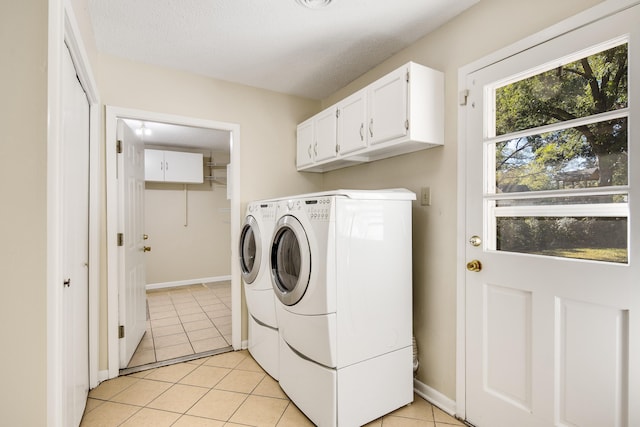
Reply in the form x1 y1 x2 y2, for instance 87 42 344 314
105 107 242 379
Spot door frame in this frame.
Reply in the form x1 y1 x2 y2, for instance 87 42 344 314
47 1 101 425
105 106 242 379
455 0 640 420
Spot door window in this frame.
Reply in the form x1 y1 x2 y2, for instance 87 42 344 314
486 41 629 263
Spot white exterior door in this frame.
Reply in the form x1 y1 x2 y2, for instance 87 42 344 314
464 5 639 427
61 45 89 426
118 119 148 368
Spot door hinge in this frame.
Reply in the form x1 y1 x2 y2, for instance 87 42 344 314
117 233 124 246
116 139 123 154
336 109 340 118
406 70 410 83
405 119 409 131
118 325 125 339
459 89 470 106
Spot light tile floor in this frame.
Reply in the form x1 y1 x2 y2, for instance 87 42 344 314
127 282 232 369
83 350 466 426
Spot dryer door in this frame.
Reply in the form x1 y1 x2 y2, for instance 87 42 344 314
270 215 311 306
239 216 261 284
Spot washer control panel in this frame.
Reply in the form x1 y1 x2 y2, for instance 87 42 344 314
259 202 277 222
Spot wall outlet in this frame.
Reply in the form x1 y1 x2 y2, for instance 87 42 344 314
420 187 431 206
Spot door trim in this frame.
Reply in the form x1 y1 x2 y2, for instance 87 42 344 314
105 106 242 379
455 0 640 420
48 1 101 425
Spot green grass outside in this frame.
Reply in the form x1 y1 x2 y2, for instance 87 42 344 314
535 247 627 263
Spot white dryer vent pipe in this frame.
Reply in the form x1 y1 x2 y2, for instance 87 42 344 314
412 336 419 374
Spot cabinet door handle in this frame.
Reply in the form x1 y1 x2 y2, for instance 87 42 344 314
360 123 364 141
165 161 168 171
314 142 318 156
369 118 374 138
308 145 312 158
160 161 164 171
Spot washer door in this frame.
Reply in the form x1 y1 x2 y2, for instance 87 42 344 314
270 215 311 306
239 216 261 284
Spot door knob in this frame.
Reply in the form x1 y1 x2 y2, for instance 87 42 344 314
466 260 482 272
143 246 152 252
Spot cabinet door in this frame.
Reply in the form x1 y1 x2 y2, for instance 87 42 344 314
337 89 367 155
163 151 203 183
368 67 408 146
297 118 314 169
144 149 165 182
314 107 338 162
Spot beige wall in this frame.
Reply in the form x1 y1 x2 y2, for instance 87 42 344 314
92 54 320 368
144 150 231 284
319 0 604 399
0 1 48 425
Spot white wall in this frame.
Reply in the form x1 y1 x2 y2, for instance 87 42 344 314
320 0 604 399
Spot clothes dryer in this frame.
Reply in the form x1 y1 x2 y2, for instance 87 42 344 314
239 200 278 378
269 189 416 426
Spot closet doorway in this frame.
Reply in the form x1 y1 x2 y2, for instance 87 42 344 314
105 107 241 378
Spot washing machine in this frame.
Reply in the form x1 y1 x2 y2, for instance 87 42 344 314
239 200 278 379
269 189 416 427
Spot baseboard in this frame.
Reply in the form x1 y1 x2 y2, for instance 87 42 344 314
241 340 248 350
413 378 457 417
97 370 110 384
146 275 232 291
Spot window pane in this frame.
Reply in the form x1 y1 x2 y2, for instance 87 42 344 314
495 43 628 136
496 216 627 263
495 118 628 193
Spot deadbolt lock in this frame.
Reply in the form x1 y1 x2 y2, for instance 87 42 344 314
143 246 152 252
143 234 149 240
466 260 482 272
469 235 482 247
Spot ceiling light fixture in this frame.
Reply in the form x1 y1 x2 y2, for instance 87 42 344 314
295 0 332 9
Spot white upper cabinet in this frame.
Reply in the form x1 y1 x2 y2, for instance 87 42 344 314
144 149 203 183
368 67 408 146
297 62 444 172
314 106 338 162
296 118 314 168
337 88 367 156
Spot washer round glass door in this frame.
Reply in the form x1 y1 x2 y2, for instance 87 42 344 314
239 216 261 284
270 215 311 306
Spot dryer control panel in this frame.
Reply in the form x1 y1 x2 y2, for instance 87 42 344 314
305 198 332 221
281 197 333 221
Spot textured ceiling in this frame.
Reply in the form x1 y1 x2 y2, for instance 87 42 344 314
88 0 478 100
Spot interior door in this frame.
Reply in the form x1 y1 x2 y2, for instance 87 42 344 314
464 5 639 427
118 119 148 368
61 44 89 426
